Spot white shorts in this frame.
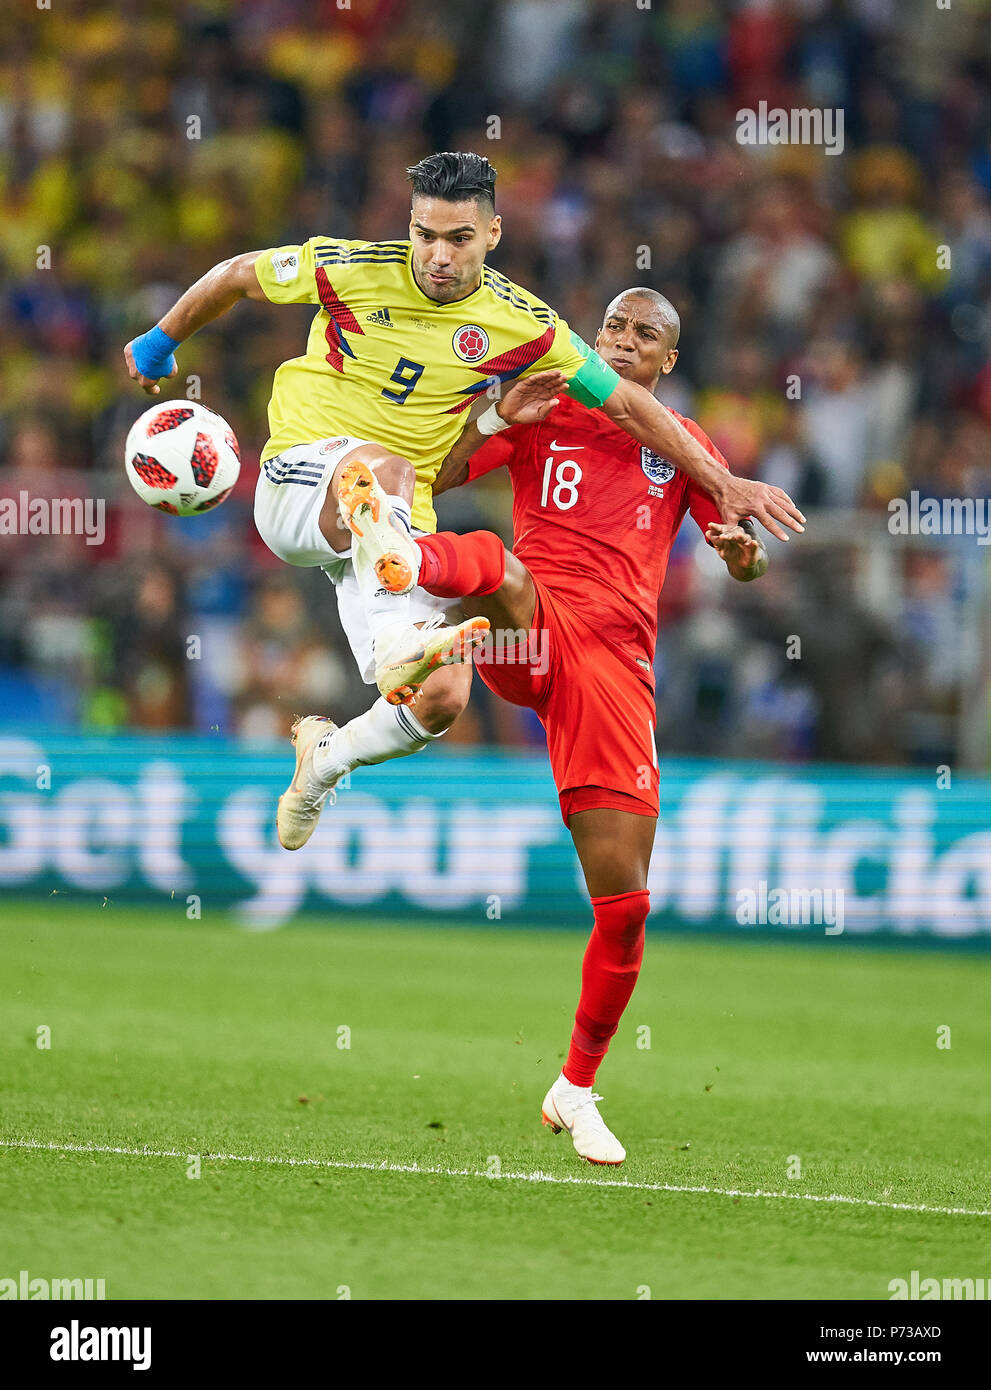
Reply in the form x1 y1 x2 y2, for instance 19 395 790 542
253 435 454 683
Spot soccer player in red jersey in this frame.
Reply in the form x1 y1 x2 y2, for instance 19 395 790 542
415 287 772 1164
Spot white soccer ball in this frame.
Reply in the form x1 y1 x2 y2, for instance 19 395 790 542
124 400 241 515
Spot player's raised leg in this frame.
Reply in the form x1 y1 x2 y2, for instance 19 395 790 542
258 437 479 849
414 527 536 631
281 525 519 846
365 527 535 705
326 449 489 705
541 807 655 1165
277 665 474 851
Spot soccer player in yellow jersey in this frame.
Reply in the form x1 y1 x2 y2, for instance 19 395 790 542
125 152 804 849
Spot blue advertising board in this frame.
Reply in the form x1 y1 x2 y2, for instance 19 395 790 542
1 733 989 938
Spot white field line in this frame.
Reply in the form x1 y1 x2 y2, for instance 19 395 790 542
2 1137 989 1218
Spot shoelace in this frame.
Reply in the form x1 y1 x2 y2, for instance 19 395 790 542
298 778 332 814
569 1092 612 1133
302 736 338 812
375 611 447 665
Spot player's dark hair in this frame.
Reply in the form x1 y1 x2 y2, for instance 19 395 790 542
407 151 497 212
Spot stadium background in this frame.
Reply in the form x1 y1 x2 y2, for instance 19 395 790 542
1 0 991 935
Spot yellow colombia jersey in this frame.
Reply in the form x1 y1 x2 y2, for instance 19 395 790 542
254 237 619 532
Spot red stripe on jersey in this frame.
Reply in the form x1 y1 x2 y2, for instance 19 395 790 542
445 323 557 412
314 267 364 372
472 323 556 378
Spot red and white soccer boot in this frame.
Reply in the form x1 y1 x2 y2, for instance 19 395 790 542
276 715 342 850
541 1073 626 1165
337 458 419 595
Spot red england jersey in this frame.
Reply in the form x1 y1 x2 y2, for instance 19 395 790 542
467 394 729 681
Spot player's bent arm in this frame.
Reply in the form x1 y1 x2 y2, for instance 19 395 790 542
601 377 805 543
433 370 567 495
602 377 731 496
160 251 269 338
124 252 266 393
432 421 482 494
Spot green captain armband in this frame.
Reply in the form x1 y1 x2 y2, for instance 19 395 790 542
564 331 621 408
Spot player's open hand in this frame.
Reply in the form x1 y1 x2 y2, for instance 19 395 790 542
717 474 805 542
496 370 569 426
124 339 179 396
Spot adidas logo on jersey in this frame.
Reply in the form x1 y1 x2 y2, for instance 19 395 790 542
365 308 394 327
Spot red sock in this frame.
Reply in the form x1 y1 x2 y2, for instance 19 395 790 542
416 530 506 597
563 890 649 1088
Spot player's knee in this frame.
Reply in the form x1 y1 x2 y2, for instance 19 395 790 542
470 529 508 594
417 530 507 598
370 451 415 500
414 666 471 731
593 890 649 953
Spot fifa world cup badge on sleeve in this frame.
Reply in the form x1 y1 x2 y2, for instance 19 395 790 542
270 251 299 284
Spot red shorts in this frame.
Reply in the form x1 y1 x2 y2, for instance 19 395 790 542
474 577 659 825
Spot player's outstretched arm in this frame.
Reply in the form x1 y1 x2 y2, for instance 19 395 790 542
601 377 805 543
432 369 568 494
123 251 266 395
706 521 768 582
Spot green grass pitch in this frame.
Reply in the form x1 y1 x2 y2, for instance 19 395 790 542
2 899 990 1300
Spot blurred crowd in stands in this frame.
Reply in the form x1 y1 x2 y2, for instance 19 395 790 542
2 0 990 765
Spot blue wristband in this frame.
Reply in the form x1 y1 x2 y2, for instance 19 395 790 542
131 325 180 380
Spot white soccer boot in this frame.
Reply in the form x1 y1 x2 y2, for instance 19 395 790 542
276 715 342 851
374 614 490 706
541 1074 627 1166
337 457 419 595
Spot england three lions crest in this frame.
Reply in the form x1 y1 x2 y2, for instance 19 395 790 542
640 448 676 485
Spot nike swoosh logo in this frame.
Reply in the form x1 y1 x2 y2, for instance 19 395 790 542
550 1100 574 1134
549 441 584 451
385 650 425 670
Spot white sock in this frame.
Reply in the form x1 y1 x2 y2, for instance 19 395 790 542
386 493 414 537
312 697 441 782
352 493 421 654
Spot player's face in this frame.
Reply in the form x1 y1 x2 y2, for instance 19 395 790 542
409 197 502 303
594 297 678 389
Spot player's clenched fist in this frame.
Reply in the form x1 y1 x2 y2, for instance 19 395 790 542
705 521 768 581
124 326 180 396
